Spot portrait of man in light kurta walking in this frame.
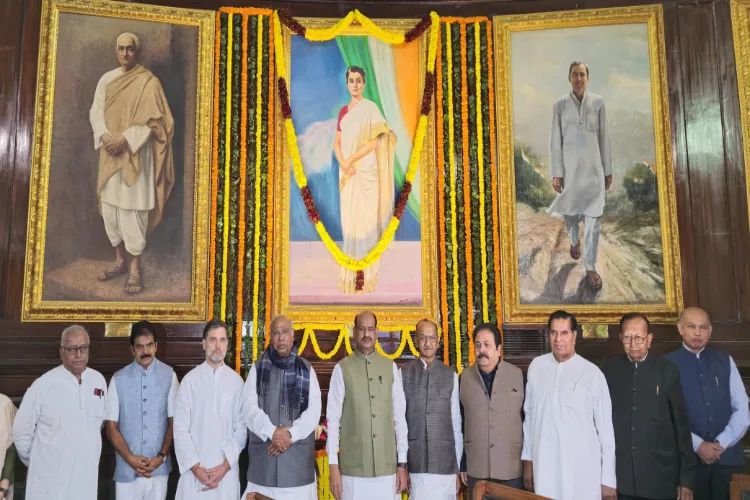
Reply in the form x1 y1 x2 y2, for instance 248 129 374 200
509 23 667 306
334 65 397 294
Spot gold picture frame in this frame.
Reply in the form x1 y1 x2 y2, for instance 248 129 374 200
22 0 214 321
731 0 750 234
272 18 439 327
494 5 683 324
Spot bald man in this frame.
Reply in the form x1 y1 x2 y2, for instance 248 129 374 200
240 315 321 500
327 311 409 500
401 319 462 499
90 32 175 295
665 307 750 500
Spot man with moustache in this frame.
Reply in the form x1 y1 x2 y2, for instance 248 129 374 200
13 325 107 500
105 321 179 500
603 313 695 500
665 307 750 500
173 319 246 500
459 323 524 497
522 310 616 500
400 319 462 499
240 315 322 500
327 310 409 500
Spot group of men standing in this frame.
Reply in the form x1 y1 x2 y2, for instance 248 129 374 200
7 305 748 500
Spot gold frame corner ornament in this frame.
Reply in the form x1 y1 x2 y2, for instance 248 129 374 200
22 0 215 322
493 5 683 325
271 18 439 329
731 0 750 238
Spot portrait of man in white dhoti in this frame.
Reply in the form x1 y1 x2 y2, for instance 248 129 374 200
28 9 207 315
509 23 668 306
90 32 175 296
334 66 397 294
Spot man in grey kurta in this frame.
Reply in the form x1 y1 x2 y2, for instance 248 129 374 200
548 61 612 290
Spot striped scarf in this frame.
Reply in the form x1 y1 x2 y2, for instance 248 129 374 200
256 342 310 422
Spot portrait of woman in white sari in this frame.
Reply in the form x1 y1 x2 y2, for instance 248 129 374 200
333 65 397 294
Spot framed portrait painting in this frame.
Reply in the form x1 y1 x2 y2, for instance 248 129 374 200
494 5 683 324
272 18 439 327
22 0 214 321
731 0 750 232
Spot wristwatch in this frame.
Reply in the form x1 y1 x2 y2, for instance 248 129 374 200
157 452 167 464
0 486 8 496
397 462 407 469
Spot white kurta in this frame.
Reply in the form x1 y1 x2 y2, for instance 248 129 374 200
105 368 179 500
401 359 463 500
0 393 16 500
12 365 107 500
173 362 246 500
326 359 408 500
239 363 322 500
521 353 616 500
548 90 612 218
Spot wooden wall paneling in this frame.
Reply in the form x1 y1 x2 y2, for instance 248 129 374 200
714 0 750 321
0 0 24 318
4 0 40 320
664 3 699 308
678 3 738 320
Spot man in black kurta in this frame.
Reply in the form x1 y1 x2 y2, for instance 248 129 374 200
603 313 695 500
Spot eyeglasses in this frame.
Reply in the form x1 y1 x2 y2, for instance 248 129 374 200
418 335 439 344
622 336 648 345
61 344 90 355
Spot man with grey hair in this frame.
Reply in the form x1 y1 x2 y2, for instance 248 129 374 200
548 60 612 291
90 31 175 295
401 319 462 499
240 314 321 500
12 325 107 500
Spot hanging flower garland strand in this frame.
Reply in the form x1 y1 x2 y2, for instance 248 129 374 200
273 10 440 291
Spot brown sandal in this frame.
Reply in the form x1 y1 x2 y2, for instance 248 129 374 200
586 271 603 290
570 241 582 260
98 263 126 281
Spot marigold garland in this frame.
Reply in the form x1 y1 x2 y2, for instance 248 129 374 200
236 14 249 373
435 27 450 365
474 22 489 325
264 20 276 349
273 11 440 274
220 13 234 319
209 12 222 316
459 23 475 364
445 23 463 374
486 19 503 338
297 324 419 361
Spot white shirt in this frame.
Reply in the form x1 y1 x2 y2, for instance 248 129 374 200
90 66 155 211
105 369 179 422
326 354 408 500
12 365 107 500
240 362 321 498
681 343 750 451
173 362 246 500
522 353 616 500
401 358 462 500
